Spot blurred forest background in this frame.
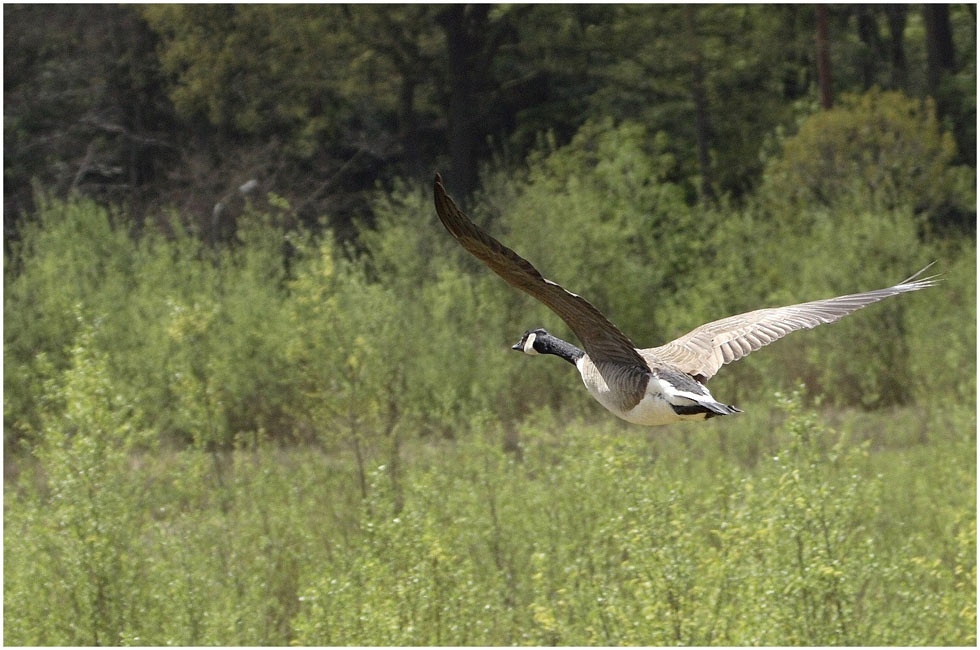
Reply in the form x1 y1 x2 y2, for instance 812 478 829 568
3 4 977 646
4 4 977 237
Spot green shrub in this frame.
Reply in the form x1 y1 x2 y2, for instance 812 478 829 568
485 119 705 347
4 196 138 446
694 202 969 409
472 116 973 412
3 92 974 646
4 195 300 449
4 322 153 645
286 393 975 645
761 89 975 225
5 109 974 449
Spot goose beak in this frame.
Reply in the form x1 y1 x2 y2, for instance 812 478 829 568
511 341 524 351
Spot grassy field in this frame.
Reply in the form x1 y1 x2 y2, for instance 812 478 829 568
4 391 975 646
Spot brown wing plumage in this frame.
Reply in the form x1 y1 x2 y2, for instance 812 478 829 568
434 173 646 368
644 266 939 381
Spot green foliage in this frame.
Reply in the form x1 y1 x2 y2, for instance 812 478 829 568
475 115 973 412
4 322 153 644
142 5 343 153
5 393 974 645
140 4 445 165
3 97 975 646
690 200 967 410
3 166 975 645
5 9 977 645
3 5 176 228
158 210 297 447
581 5 806 197
5 197 139 444
497 120 700 342
761 89 975 224
3 195 296 448
5 108 975 447
7 5 976 237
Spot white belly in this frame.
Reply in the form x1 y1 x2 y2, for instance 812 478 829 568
620 391 706 426
576 358 709 426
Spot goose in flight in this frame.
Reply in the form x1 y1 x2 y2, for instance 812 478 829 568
433 174 937 426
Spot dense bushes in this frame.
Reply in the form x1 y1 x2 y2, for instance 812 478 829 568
761 90 975 227
4 93 976 452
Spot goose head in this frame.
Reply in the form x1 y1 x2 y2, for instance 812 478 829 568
512 328 548 355
512 329 584 365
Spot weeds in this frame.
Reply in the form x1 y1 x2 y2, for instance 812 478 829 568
5 388 974 645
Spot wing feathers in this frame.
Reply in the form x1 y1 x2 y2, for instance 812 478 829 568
435 172 937 383
434 174 647 368
646 269 939 380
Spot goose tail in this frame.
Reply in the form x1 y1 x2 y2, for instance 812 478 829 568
670 398 742 418
701 400 742 418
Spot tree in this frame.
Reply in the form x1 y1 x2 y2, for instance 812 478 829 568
762 89 974 229
923 4 956 105
3 5 176 237
854 6 879 90
142 5 425 238
815 5 834 109
581 5 812 198
339 5 445 184
882 5 909 88
4 4 975 243
434 5 523 197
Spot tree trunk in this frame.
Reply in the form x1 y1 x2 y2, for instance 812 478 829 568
437 4 491 198
352 434 368 501
815 4 833 109
855 6 877 90
884 5 908 88
398 76 424 183
924 4 956 102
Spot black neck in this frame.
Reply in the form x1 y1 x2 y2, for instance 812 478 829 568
537 333 585 365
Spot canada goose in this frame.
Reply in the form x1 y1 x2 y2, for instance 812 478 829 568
433 174 938 426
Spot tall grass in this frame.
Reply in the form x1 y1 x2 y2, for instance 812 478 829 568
4 389 975 645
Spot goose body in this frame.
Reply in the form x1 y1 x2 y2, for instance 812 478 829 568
433 174 938 426
519 329 740 425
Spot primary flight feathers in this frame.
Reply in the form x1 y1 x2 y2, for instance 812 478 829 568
434 173 646 368
644 264 937 381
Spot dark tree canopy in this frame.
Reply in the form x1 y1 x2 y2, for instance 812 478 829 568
4 3 976 239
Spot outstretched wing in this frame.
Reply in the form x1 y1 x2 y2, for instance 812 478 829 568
434 173 646 368
644 266 939 381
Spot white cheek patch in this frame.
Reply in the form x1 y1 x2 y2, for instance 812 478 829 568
523 332 539 355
